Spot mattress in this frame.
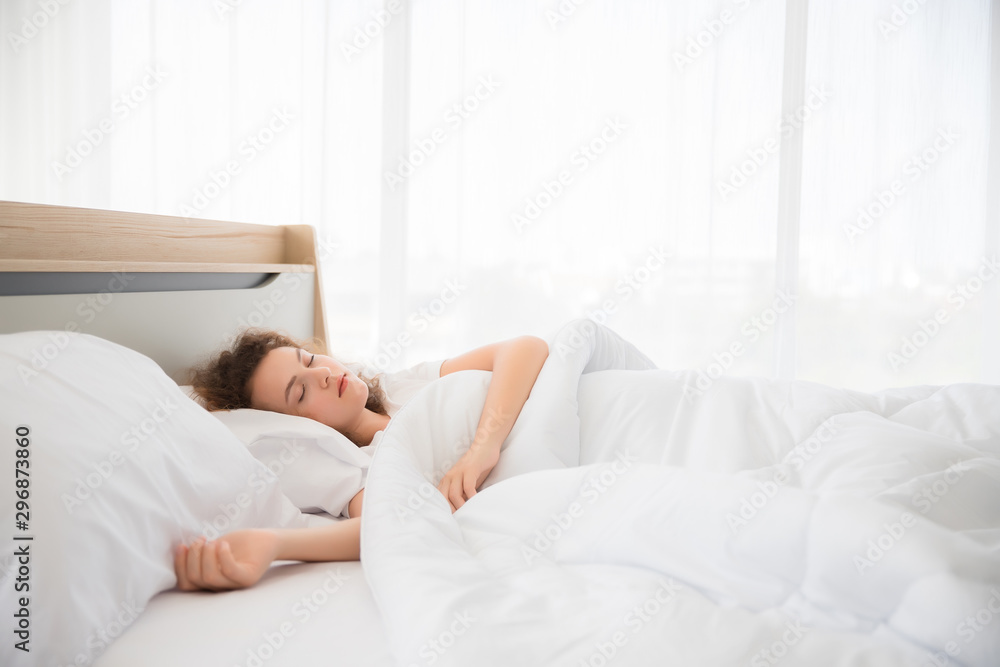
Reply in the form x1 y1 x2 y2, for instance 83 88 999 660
94 513 394 667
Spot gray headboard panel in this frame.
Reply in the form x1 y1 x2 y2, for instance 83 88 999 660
0 273 315 384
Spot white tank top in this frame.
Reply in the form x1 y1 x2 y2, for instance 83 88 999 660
380 358 445 416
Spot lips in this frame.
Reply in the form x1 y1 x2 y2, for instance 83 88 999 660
338 373 347 397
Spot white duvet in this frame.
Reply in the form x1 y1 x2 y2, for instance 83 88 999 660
360 319 1000 667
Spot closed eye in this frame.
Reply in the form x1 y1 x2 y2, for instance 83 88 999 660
299 354 315 402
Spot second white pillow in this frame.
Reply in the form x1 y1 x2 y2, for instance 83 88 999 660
210 409 374 518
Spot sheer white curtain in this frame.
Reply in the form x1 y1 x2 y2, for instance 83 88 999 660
396 0 997 389
400 0 787 377
797 0 995 390
0 0 386 354
1 0 995 389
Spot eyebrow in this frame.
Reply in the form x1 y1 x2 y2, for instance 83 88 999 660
284 349 302 405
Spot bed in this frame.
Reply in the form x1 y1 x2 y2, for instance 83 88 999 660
1 201 998 667
0 201 395 667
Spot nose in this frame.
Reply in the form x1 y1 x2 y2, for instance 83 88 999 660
311 366 333 388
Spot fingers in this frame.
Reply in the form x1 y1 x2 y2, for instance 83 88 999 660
437 474 457 511
217 541 251 588
437 465 486 513
174 543 194 591
463 472 478 503
437 475 455 510
185 536 206 588
445 474 463 511
199 541 230 589
175 536 237 592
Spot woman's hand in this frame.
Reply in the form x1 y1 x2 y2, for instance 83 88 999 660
434 335 548 512
174 529 280 592
437 444 500 512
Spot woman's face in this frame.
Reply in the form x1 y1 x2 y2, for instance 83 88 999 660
247 346 368 432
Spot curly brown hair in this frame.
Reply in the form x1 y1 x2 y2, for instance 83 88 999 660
189 329 388 426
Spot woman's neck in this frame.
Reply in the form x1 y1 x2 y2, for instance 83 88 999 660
345 409 391 447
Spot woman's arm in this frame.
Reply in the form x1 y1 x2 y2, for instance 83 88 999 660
436 335 549 511
174 334 550 591
175 490 364 592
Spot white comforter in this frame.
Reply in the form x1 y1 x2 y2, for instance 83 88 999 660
360 319 1000 667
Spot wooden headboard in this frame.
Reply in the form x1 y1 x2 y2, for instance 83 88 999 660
0 200 328 383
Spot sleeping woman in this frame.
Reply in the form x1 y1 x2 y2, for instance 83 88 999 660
174 330 549 593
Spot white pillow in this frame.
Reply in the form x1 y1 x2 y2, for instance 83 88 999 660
178 383 205 405
0 331 308 667
209 409 373 518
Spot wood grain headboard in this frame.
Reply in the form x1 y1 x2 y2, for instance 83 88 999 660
0 200 329 383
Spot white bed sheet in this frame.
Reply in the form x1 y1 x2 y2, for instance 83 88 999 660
94 513 392 667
